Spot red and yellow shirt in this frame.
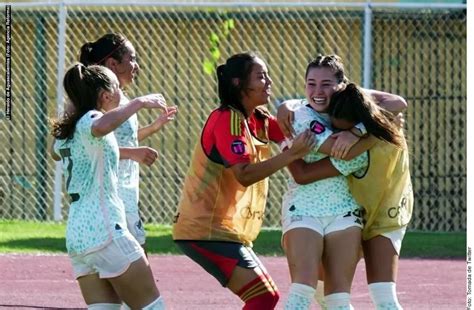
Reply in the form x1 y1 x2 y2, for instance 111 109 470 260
172 107 284 246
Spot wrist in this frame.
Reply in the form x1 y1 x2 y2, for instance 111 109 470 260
351 122 368 138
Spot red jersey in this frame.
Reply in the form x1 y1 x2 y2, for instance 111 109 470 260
173 107 284 246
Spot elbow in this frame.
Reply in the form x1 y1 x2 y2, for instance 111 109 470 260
292 174 312 185
395 95 408 112
292 173 314 185
236 177 254 187
51 152 61 161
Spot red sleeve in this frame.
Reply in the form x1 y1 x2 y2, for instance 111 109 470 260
202 109 251 167
267 115 285 143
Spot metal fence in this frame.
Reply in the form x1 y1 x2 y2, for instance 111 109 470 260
0 1 466 232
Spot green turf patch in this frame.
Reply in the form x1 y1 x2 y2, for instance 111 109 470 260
0 220 466 258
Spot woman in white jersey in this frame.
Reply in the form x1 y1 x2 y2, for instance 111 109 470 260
51 64 166 309
278 55 408 310
79 33 177 250
284 82 412 310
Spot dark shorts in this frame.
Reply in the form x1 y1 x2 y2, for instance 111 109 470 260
174 240 261 286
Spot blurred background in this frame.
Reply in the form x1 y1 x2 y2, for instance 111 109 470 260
0 0 466 233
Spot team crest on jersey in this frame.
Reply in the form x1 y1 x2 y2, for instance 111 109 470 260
310 120 325 134
231 140 246 155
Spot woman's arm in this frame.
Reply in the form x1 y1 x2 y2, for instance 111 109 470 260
119 146 159 166
230 130 315 187
92 94 166 137
288 157 341 185
363 89 407 114
138 106 178 141
318 133 377 160
50 138 61 161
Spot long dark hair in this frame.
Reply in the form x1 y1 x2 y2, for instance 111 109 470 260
327 83 405 148
216 52 270 119
51 63 116 140
79 33 129 66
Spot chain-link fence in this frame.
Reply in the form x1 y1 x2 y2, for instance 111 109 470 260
0 1 466 232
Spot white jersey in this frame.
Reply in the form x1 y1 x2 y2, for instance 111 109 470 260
54 110 127 255
282 100 368 218
114 91 140 214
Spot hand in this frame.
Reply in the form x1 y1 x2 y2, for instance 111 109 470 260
277 102 296 138
288 129 316 159
137 93 168 111
393 112 405 129
152 105 178 129
330 131 360 159
129 146 159 166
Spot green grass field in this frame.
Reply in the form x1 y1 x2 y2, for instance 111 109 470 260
0 220 466 258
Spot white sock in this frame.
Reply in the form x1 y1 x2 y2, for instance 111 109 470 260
284 283 316 310
87 304 121 310
368 282 403 310
143 296 165 310
325 292 353 310
314 280 327 309
121 304 131 310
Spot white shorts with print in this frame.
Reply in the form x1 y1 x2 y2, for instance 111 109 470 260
71 230 145 279
381 226 407 255
126 211 146 245
282 210 363 237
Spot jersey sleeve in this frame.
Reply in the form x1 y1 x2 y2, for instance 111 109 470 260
329 152 369 176
205 110 252 168
293 106 333 152
267 115 285 143
76 110 105 147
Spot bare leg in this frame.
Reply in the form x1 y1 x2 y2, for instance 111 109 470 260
362 235 398 283
77 273 121 305
283 228 323 287
108 257 160 309
323 227 361 294
363 235 402 309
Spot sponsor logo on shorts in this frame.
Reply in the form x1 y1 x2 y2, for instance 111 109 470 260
310 120 325 134
231 140 246 155
290 215 303 223
343 209 363 225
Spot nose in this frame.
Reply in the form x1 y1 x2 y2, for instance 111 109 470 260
315 85 324 95
267 75 273 86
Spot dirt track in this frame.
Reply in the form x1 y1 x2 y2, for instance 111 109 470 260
0 254 466 309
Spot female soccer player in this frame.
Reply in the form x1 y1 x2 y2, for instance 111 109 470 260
51 64 166 309
79 33 177 251
172 52 316 309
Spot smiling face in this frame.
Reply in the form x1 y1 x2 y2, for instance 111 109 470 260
110 41 139 88
99 69 121 111
241 57 273 111
305 67 343 113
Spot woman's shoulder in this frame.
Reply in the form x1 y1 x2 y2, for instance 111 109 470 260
76 110 103 133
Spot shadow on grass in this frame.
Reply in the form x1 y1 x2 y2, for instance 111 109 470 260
0 237 67 252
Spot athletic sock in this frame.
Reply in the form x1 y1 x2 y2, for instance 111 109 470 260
238 275 280 309
142 296 165 310
284 283 315 310
368 282 403 310
325 292 353 310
